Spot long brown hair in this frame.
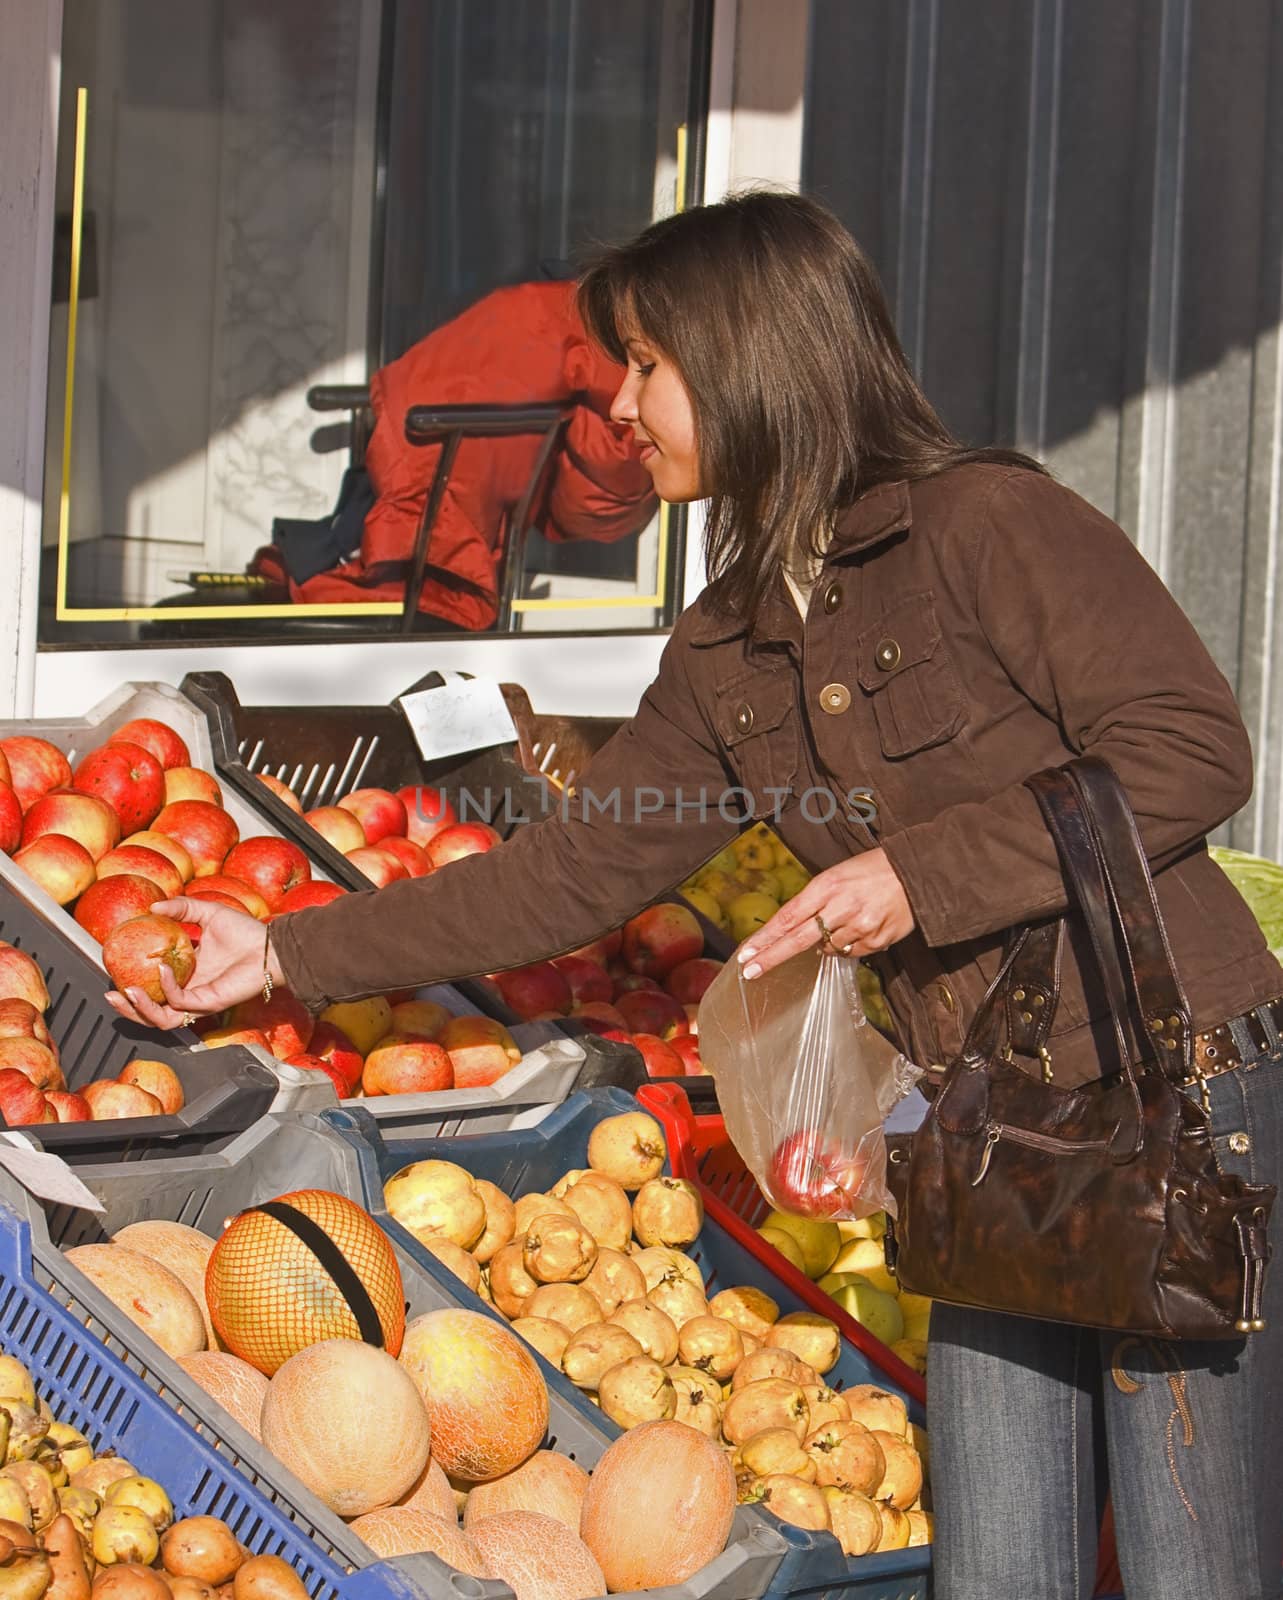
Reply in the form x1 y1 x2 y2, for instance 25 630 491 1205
579 189 1044 619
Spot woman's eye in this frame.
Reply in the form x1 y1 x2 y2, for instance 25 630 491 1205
634 362 655 377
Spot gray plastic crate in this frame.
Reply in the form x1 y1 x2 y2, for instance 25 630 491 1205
1 1111 787 1600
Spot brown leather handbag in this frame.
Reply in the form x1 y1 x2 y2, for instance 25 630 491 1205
885 755 1274 1340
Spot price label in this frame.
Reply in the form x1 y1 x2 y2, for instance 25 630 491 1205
0 1135 106 1212
398 677 519 762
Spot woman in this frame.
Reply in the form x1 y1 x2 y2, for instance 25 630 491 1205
110 191 1282 1599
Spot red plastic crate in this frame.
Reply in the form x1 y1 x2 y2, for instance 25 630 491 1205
636 1080 926 1405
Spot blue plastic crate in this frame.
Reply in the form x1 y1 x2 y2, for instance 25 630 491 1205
6 1108 785 1600
325 1089 931 1600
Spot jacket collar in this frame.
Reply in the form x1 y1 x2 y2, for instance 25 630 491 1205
689 479 912 645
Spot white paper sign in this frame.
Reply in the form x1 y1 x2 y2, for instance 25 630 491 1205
0 1136 106 1213
399 678 519 762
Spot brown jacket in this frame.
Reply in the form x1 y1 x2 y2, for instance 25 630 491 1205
273 463 1283 1086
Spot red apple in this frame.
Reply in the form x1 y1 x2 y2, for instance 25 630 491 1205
305 805 366 853
222 837 311 911
21 790 121 862
375 835 433 879
572 1000 631 1029
226 990 314 1060
163 767 224 806
664 957 724 1006
397 785 457 848
183 874 269 919
45 1089 92 1122
669 1035 706 1075
362 1036 453 1096
13 834 96 905
344 845 409 887
631 1033 687 1077
74 874 166 945
72 741 165 833
0 942 50 1010
0 737 72 811
81 1079 162 1119
0 999 50 1043
337 787 407 845
388 999 450 1040
426 823 501 868
200 1024 270 1052
118 1058 185 1114
306 1020 364 1094
121 830 195 883
152 800 239 876
622 902 704 979
101 914 197 1006
255 773 304 813
0 782 21 854
612 973 663 998
0 1069 51 1126
183 889 254 923
0 748 9 787
552 955 613 1006
0 1037 63 1092
108 718 190 770
767 1129 875 1218
438 1014 523 1088
568 929 624 966
95 844 185 901
615 988 689 1038
284 1052 348 1097
275 881 347 914
493 961 572 1020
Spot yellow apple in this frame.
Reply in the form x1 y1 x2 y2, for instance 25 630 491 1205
828 1278 905 1347
830 1237 898 1296
761 1209 841 1279
756 1226 807 1274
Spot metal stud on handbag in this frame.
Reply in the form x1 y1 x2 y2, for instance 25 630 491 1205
885 755 1274 1341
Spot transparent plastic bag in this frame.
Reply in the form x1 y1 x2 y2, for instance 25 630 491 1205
696 946 922 1220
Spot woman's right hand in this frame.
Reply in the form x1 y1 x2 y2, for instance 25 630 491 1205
104 897 286 1031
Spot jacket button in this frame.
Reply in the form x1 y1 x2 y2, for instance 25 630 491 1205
934 982 956 1013
819 683 851 715
1229 1132 1251 1154
735 702 754 734
823 581 842 614
875 638 902 671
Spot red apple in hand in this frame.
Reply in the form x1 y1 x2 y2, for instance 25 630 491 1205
337 787 407 844
222 837 311 911
152 800 238 876
109 718 190 770
426 823 500 868
552 955 613 1006
101 914 197 1006
494 961 572 1020
0 782 21 854
0 1069 52 1126
398 785 457 848
13 834 96 904
305 806 366 853
73 741 165 833
767 1130 875 1219
0 737 72 811
21 790 120 862
74 874 165 945
622 903 704 979
275 881 347 914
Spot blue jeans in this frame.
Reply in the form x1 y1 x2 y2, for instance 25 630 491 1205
927 1013 1283 1600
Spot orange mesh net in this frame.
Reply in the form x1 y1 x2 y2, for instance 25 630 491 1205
205 1189 406 1375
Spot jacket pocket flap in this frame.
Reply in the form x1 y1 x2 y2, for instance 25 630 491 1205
715 673 795 748
856 592 943 691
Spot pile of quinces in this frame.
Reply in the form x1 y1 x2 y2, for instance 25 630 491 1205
383 1110 931 1557
0 1353 311 1600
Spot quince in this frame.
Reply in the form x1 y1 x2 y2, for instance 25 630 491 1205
728 891 780 942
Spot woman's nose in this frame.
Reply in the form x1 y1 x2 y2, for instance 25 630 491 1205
610 372 638 426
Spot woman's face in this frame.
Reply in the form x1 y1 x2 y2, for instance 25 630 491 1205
609 329 702 503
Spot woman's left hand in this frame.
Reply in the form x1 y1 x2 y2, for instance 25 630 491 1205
736 847 915 977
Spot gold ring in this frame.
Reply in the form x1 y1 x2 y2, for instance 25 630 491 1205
839 943 854 957
180 1011 197 1028
814 913 832 945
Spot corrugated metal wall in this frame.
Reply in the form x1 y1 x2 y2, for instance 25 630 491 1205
804 0 1283 856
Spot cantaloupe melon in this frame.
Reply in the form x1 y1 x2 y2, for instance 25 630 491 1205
399 1310 547 1483
115 1221 219 1349
176 1352 268 1440
65 1244 206 1358
260 1340 430 1517
347 1509 488 1574
398 1458 457 1522
469 1510 605 1600
579 1419 735 1589
462 1451 589 1534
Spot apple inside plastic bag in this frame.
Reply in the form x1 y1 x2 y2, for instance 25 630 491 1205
696 945 922 1220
